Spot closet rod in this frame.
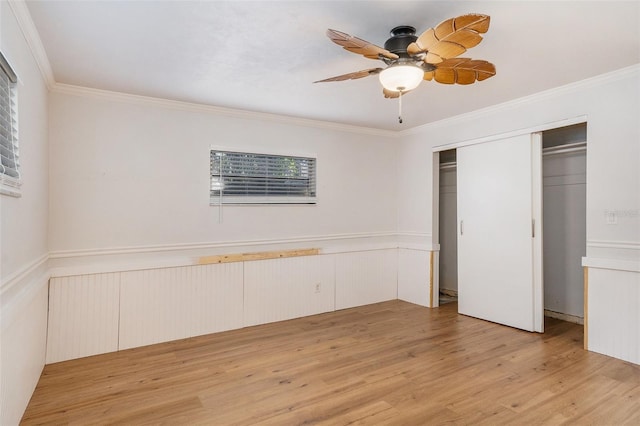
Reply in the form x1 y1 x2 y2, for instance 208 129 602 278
439 161 457 170
542 141 586 156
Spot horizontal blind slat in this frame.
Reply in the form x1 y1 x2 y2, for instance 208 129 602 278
0 52 19 182
210 149 316 205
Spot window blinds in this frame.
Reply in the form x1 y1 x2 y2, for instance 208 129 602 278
0 52 19 181
210 150 317 204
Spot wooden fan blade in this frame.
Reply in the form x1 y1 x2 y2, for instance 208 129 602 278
407 14 490 63
326 29 399 60
314 68 383 83
423 58 495 85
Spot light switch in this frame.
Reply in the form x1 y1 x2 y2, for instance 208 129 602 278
605 210 618 225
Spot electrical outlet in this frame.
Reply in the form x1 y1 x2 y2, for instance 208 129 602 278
605 210 618 225
315 283 321 293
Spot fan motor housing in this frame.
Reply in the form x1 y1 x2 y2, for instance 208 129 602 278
384 26 418 58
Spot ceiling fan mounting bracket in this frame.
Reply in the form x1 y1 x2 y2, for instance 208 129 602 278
381 56 434 71
384 25 418 58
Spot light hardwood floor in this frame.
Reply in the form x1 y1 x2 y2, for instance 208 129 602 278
22 301 640 425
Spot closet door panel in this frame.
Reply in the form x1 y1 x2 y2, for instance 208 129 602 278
457 134 539 331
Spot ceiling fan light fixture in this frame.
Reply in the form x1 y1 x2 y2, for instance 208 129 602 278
379 64 423 92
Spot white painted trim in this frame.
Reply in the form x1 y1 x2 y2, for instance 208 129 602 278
0 175 22 197
49 246 402 278
51 83 398 138
587 240 640 251
397 232 436 251
582 257 640 273
46 233 440 278
398 243 435 251
532 132 544 333
431 115 588 152
0 253 48 296
397 232 432 238
544 309 584 325
7 0 56 89
48 233 404 277
49 259 188 280
404 64 639 137
7 0 638 140
48 232 398 259
44 65 639 141
321 243 399 255
1 256 49 332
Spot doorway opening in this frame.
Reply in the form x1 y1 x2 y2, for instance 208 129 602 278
434 121 587 331
541 123 587 325
438 149 458 305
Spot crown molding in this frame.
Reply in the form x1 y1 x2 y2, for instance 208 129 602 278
7 0 55 89
7 0 391 136
400 63 640 137
51 82 399 138
8 0 638 139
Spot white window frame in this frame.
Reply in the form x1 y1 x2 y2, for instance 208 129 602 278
209 146 317 205
0 51 20 197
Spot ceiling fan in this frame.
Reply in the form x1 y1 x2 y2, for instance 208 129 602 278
314 14 496 123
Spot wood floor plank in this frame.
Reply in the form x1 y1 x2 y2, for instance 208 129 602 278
21 300 640 425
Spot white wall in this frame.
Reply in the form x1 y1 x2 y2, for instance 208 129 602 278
42 83 406 366
2 2 638 421
48 89 399 262
0 1 50 424
397 66 640 363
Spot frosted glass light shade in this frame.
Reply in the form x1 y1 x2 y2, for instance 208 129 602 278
379 65 424 92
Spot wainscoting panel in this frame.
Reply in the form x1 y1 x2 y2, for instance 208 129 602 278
335 249 398 310
119 263 243 350
587 267 639 364
244 255 335 326
1 271 49 425
46 273 120 363
398 249 431 307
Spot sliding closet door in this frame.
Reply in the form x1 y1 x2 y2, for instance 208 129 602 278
457 133 542 332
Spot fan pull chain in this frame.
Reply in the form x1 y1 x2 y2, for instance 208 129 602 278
398 91 403 124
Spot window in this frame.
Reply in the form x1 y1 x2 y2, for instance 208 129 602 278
210 149 316 204
0 51 19 196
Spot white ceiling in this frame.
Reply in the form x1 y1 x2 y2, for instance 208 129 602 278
25 1 640 131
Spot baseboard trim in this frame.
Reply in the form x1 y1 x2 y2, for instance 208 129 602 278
544 309 584 325
439 288 458 298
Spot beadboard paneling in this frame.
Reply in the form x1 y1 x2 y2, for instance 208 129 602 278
335 249 398 310
119 263 243 350
244 255 335 326
1 273 49 425
398 249 430 307
587 268 640 364
46 273 120 363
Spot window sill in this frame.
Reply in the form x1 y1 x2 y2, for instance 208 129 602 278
0 176 22 198
210 196 317 205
